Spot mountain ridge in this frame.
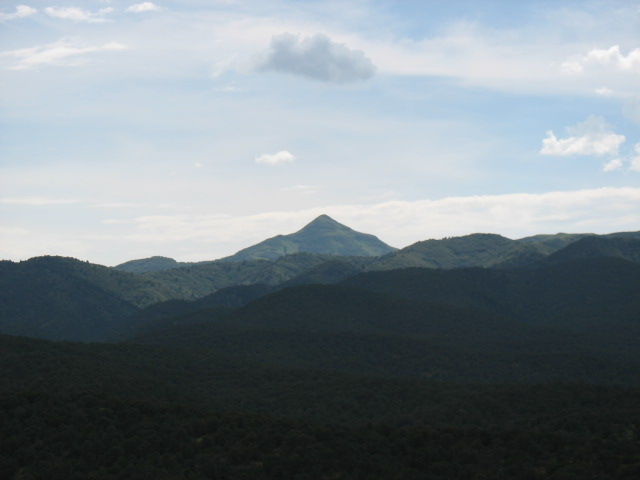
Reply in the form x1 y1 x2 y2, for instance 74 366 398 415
2 224 639 343
113 215 640 274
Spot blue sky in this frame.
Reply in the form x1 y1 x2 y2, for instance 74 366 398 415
1 0 639 265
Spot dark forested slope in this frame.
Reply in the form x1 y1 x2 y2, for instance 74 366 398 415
133 279 640 385
3 333 640 479
342 256 640 332
0 256 175 342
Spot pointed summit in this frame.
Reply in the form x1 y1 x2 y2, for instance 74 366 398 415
306 214 337 225
297 215 350 234
223 215 396 261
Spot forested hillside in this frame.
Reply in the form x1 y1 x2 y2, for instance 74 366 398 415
3 334 640 479
0 257 174 342
2 232 639 343
0 253 340 341
341 256 640 332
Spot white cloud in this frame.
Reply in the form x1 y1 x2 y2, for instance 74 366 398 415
0 5 37 22
255 150 296 166
126 3 160 13
44 6 113 23
562 46 640 74
258 33 375 84
603 158 623 172
2 39 127 70
541 116 625 157
595 87 614 97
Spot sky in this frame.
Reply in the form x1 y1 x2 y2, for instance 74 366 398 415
1 0 639 266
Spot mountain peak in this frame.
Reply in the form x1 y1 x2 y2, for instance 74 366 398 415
223 215 396 261
299 215 347 232
310 214 337 224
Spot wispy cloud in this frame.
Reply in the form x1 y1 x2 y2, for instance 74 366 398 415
541 116 625 157
595 87 614 97
0 5 37 22
631 143 640 172
45 6 114 23
0 196 81 206
283 185 319 195
126 3 160 13
255 150 296 166
602 158 623 172
258 33 375 84
2 39 127 70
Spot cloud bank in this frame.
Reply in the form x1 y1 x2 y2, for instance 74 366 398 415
4 187 638 265
258 33 375 84
96 187 640 264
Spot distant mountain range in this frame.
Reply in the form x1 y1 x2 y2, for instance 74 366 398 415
115 215 396 272
1 215 639 343
114 215 640 274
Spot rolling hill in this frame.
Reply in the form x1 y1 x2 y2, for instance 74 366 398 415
0 256 175 342
369 233 557 270
114 255 192 273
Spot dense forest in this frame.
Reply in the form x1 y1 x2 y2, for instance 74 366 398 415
1 222 640 478
3 335 640 479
